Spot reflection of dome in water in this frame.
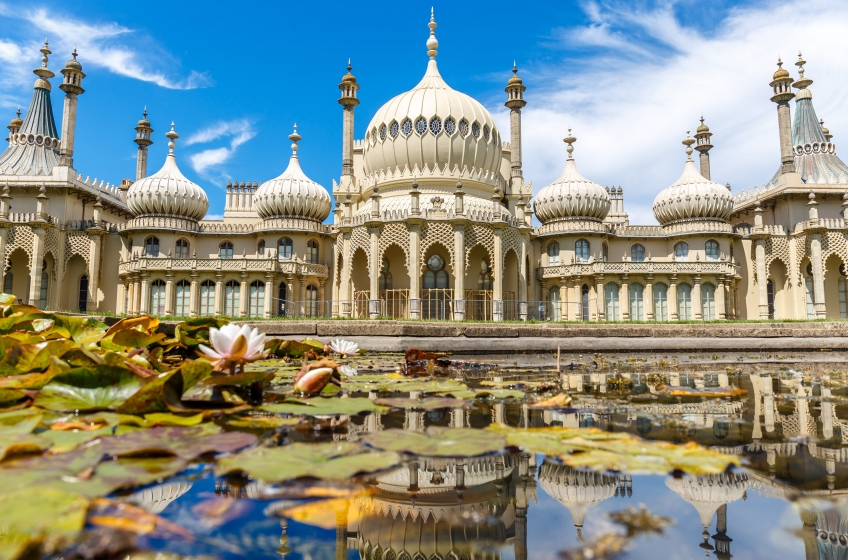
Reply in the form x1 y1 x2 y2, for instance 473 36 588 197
665 472 748 528
376 456 515 494
125 481 193 514
815 501 848 551
538 461 618 529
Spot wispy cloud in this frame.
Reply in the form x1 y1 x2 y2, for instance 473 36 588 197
501 0 848 225
186 119 256 177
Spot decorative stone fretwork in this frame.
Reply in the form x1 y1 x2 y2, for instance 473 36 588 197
419 221 455 272
377 222 411 271
350 225 371 269
501 227 521 267
6 225 34 262
822 231 848 279
464 223 494 271
537 260 739 279
64 231 90 274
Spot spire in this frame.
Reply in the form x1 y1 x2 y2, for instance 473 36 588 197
165 122 179 154
793 52 813 90
289 124 301 157
564 128 576 160
427 8 438 59
682 130 695 161
33 40 54 88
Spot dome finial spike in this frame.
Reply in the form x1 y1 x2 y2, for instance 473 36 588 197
289 123 302 155
564 127 576 159
165 121 179 154
347 58 352 72
513 61 517 74
682 130 695 160
427 8 439 59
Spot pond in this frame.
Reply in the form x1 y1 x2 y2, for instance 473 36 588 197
0 307 844 560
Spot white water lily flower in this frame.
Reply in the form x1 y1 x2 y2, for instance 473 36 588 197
338 364 358 377
198 323 268 372
329 339 360 357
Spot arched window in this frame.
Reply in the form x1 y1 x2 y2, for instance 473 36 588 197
653 283 668 321
150 279 166 315
145 236 160 257
257 240 265 257
278 237 293 261
77 275 88 312
674 242 689 261
575 239 590 263
839 278 848 319
224 280 240 316
677 283 692 320
175 239 190 259
249 280 265 317
306 285 319 317
767 279 776 319
39 260 48 310
306 240 319 264
548 286 561 321
379 258 393 290
175 280 191 316
423 255 448 289
547 242 560 265
705 240 719 261
3 271 12 295
604 283 620 320
629 283 644 320
631 244 645 262
200 280 215 316
581 284 590 321
478 260 492 290
602 242 608 262
278 282 288 316
219 241 233 259
702 283 716 320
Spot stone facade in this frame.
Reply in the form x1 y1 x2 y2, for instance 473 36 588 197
2 33 848 322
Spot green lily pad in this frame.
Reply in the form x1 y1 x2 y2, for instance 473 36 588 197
343 377 468 394
0 487 89 545
39 427 114 453
362 427 507 457
34 366 144 411
96 425 256 460
273 340 319 358
373 397 469 410
0 432 51 461
200 371 274 387
116 360 213 414
226 415 302 429
261 397 388 416
215 441 401 482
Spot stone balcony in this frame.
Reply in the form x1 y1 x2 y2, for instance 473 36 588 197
537 260 740 279
118 257 329 278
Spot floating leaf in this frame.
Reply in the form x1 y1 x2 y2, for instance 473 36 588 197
200 371 274 387
261 397 388 416
0 487 89 545
215 441 401 482
97 425 256 460
0 389 26 406
112 330 167 349
274 340 319 358
226 416 302 429
529 393 573 408
373 397 468 410
116 360 213 414
657 386 747 398
34 366 144 411
362 427 506 457
0 432 51 461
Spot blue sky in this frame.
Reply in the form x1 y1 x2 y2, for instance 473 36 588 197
2 0 848 223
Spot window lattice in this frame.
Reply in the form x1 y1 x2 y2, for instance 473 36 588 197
379 124 387 141
444 117 456 135
415 117 427 135
401 119 412 137
459 119 469 137
471 122 480 138
483 125 490 141
429 117 442 135
390 121 399 138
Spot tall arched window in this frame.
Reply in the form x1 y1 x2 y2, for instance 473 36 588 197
175 239 190 259
629 283 644 320
677 283 692 320
219 241 233 259
278 282 288 316
257 240 265 257
175 280 190 316
839 278 848 319
549 286 561 321
547 242 560 265
145 236 160 257
702 283 716 320
39 260 48 310
224 280 240 316
705 240 719 261
150 279 166 315
575 239 590 263
3 271 12 295
602 242 608 262
604 283 620 320
379 258 393 290
278 237 293 260
631 244 645 262
581 284 590 321
200 280 215 316
423 255 448 289
653 283 668 321
306 240 319 264
306 285 318 317
478 260 492 290
77 275 88 312
674 242 689 261
249 280 265 317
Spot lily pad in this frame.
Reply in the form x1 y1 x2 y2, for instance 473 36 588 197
97 425 257 460
362 427 507 457
373 397 469 410
226 416 302 429
215 441 401 482
0 487 89 545
657 386 747 398
34 366 144 411
200 371 274 387
116 360 213 414
261 397 389 416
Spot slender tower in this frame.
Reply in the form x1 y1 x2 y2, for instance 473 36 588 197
505 63 527 196
769 58 796 175
694 116 713 180
58 48 85 168
337 60 359 197
134 109 153 181
5 109 21 144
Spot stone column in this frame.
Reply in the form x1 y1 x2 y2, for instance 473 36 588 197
133 278 142 314
189 273 199 317
164 272 174 316
239 275 248 317
125 282 133 315
409 223 421 319
693 275 702 320
717 277 726 320
369 226 380 318
595 275 605 321
331 240 340 317
340 232 351 317
0 226 8 294
560 282 568 322
286 275 295 317
299 276 306 316
572 279 582 321
318 279 326 317
214 274 223 315
669 275 678 320
453 223 465 320
493 227 503 321
519 235 528 320
724 280 732 319
811 232 826 318
645 275 654 320
85 232 102 312
621 275 629 320
264 276 274 318
755 238 769 319
28 227 45 308
139 274 150 314
116 282 126 315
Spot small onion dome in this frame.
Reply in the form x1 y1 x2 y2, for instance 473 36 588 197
254 125 332 222
696 118 710 134
821 118 833 140
341 60 356 83
665 473 748 528
538 461 618 529
137 108 151 128
533 131 611 223
652 132 734 225
126 123 208 221
508 62 523 86
773 57 790 80
8 108 22 130
64 48 82 71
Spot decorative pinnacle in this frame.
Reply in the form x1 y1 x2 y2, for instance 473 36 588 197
16 108 20 119
513 61 517 75
143 107 148 119
564 127 576 159
682 130 695 159
165 122 179 153
347 58 352 73
289 124 301 155
33 39 54 81
427 8 438 58
72 47 78 60
793 51 813 90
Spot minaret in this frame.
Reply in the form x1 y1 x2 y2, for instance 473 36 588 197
694 116 713 180
6 109 21 144
58 48 85 168
769 57 796 175
337 60 359 199
134 108 153 181
505 62 527 196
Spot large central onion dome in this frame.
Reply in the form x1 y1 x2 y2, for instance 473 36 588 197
126 123 208 221
533 132 611 223
653 133 733 225
362 12 503 189
538 461 618 532
254 126 332 222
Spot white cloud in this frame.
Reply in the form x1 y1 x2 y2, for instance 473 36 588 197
186 119 256 177
504 0 848 225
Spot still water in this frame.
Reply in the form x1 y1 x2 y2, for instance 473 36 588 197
124 350 848 560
